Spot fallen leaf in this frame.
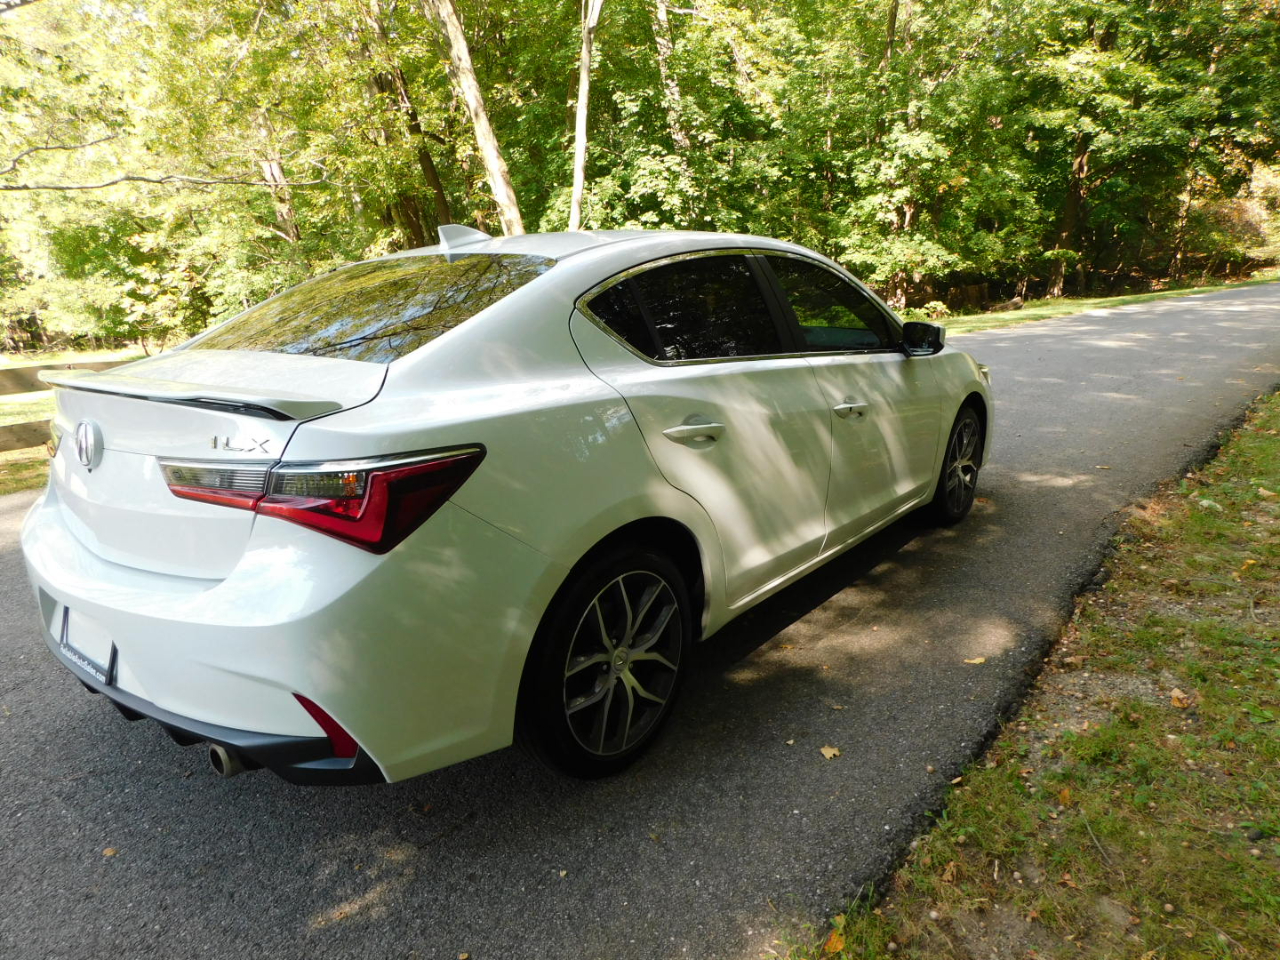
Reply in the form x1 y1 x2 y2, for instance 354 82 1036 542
950 776 963 785
964 657 986 665
941 860 958 883
1170 688 1193 709
102 847 117 857
785 739 795 745
558 870 567 878
831 704 845 710
822 928 846 955
1258 487 1277 499
820 745 841 760
1058 787 1072 806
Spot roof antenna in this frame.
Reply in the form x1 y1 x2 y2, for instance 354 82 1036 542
437 224 493 253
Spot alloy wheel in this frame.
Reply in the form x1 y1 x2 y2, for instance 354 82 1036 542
944 414 980 514
562 571 682 757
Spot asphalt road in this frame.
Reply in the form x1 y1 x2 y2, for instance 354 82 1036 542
2 284 1278 960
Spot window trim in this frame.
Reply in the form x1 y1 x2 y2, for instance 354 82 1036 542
574 248 807 367
757 250 906 357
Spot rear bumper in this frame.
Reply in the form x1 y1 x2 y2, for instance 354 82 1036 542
22 484 566 783
48 632 386 785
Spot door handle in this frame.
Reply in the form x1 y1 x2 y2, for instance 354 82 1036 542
833 401 869 419
662 420 726 443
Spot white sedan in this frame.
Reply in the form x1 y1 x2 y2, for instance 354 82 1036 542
22 227 992 783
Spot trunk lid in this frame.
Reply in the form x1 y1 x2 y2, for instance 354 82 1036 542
45 350 385 579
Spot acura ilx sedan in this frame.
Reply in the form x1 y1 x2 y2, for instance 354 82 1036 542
22 226 992 784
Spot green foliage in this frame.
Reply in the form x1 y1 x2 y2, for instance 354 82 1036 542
1 0 1277 346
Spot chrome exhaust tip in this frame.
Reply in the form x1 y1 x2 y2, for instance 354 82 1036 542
208 743 247 778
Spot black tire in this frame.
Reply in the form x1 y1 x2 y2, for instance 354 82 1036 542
516 546 691 778
925 406 983 525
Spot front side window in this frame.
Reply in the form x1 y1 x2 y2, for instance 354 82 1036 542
607 254 783 361
189 253 556 364
768 256 896 352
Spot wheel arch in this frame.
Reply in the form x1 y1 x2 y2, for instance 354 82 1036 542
542 516 707 645
959 391 989 465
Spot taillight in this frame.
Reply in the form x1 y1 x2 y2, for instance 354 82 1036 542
159 461 271 509
158 447 484 554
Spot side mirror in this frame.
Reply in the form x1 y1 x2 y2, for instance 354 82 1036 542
901 320 945 357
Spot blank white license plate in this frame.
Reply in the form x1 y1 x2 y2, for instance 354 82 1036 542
59 608 116 685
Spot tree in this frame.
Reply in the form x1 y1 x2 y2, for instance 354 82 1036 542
421 0 524 235
569 0 606 231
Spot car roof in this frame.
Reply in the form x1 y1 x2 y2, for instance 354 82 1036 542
378 229 813 263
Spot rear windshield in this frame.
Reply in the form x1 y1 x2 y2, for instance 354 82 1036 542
189 253 556 364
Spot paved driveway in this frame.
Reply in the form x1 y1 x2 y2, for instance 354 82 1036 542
1 284 1278 960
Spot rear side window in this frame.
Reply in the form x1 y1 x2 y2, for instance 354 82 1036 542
584 280 662 359
590 254 782 362
768 256 896 351
189 253 556 364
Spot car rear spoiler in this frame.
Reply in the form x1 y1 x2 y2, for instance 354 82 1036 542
40 369 343 421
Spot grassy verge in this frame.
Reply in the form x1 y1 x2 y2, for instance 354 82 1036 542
0 390 55 428
0 447 49 497
800 391 1280 959
945 271 1280 336
0 346 144 369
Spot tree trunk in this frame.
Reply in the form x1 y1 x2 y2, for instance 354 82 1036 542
422 0 524 235
650 0 689 150
569 0 605 232
389 66 453 230
880 0 899 70
357 0 453 240
1047 132 1090 298
255 113 301 243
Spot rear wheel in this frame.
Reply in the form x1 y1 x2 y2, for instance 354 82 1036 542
517 547 690 778
926 406 983 525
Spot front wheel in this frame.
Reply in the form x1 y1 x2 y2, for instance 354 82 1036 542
516 547 690 778
925 406 983 525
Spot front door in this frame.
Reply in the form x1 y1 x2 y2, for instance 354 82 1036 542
762 254 944 544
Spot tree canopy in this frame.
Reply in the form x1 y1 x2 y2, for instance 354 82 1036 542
2 0 1277 349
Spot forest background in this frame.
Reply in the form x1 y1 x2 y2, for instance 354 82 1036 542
2 0 1278 352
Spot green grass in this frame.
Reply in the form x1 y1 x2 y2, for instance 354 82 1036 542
0 345 144 369
797 391 1280 959
0 448 49 496
945 273 1280 336
0 390 55 428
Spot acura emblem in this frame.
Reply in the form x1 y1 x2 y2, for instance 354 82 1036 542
74 420 103 470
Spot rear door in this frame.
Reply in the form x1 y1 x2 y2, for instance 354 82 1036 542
570 251 832 603
760 254 944 543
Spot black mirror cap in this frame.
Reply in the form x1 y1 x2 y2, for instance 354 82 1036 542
902 320 946 356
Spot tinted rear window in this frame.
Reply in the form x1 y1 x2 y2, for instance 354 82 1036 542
189 253 556 363
626 255 783 361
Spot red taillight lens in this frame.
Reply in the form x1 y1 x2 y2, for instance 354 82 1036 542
293 694 359 759
258 450 483 553
160 447 485 554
